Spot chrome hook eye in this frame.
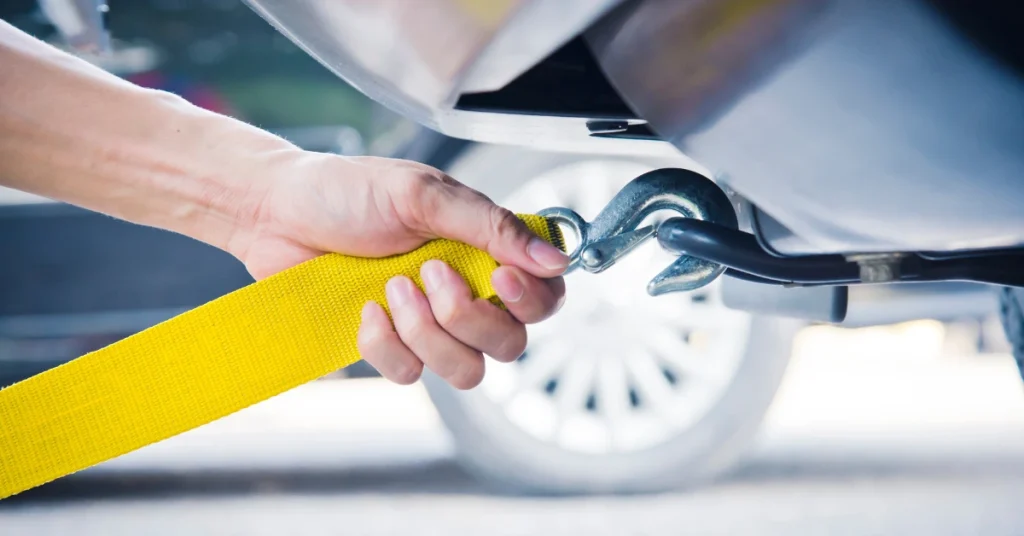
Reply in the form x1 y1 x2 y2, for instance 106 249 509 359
536 168 739 295
536 206 589 273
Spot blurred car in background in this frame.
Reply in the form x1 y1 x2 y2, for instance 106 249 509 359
0 0 1013 495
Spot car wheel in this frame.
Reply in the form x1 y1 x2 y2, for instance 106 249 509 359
422 142 800 494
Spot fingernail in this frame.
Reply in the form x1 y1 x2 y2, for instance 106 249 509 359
492 269 525 303
421 260 445 294
528 237 569 272
386 276 413 307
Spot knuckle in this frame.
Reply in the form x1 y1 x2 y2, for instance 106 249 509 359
398 170 432 196
431 296 465 330
447 359 484 390
394 171 434 216
397 314 432 343
396 159 435 174
488 206 522 241
434 171 462 188
356 339 388 370
357 318 388 350
491 326 527 362
408 173 448 224
515 282 562 324
356 329 378 353
391 360 423 385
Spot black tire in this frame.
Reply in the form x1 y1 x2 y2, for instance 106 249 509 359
998 287 1024 380
421 141 800 494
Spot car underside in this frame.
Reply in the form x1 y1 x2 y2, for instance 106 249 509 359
241 0 1024 317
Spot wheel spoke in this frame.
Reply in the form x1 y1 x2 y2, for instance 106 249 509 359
659 349 731 391
596 356 631 421
642 329 715 381
554 356 597 414
514 338 573 391
626 350 675 417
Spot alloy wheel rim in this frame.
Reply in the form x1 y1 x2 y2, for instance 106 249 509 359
478 160 753 454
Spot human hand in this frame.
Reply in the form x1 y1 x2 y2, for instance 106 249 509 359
233 152 568 389
0 21 564 391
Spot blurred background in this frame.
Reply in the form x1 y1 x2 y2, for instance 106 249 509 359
3 1 1024 535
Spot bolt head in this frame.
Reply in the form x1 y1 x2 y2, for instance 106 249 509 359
581 247 604 267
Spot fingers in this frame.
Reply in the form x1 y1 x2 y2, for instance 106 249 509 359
356 262 567 388
357 301 423 385
398 169 569 279
491 265 566 325
387 275 486 390
421 260 527 362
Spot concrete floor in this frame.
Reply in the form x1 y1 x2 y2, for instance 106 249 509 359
3 321 1024 535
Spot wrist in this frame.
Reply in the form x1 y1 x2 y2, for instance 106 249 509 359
144 90 297 256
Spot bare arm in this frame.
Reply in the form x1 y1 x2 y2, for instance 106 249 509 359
0 20 567 389
0 19 294 254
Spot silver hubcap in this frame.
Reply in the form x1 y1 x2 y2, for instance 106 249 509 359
476 160 753 454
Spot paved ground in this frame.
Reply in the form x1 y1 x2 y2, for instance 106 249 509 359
3 321 1024 535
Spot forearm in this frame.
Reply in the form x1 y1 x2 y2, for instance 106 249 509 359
0 20 297 252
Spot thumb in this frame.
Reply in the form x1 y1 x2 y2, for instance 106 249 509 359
415 177 569 278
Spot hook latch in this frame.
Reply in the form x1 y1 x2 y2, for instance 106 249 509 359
538 168 738 295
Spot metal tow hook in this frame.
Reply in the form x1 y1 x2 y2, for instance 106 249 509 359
538 168 738 295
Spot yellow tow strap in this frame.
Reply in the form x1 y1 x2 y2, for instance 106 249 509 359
0 214 563 499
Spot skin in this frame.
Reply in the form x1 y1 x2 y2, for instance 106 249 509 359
0 21 567 390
